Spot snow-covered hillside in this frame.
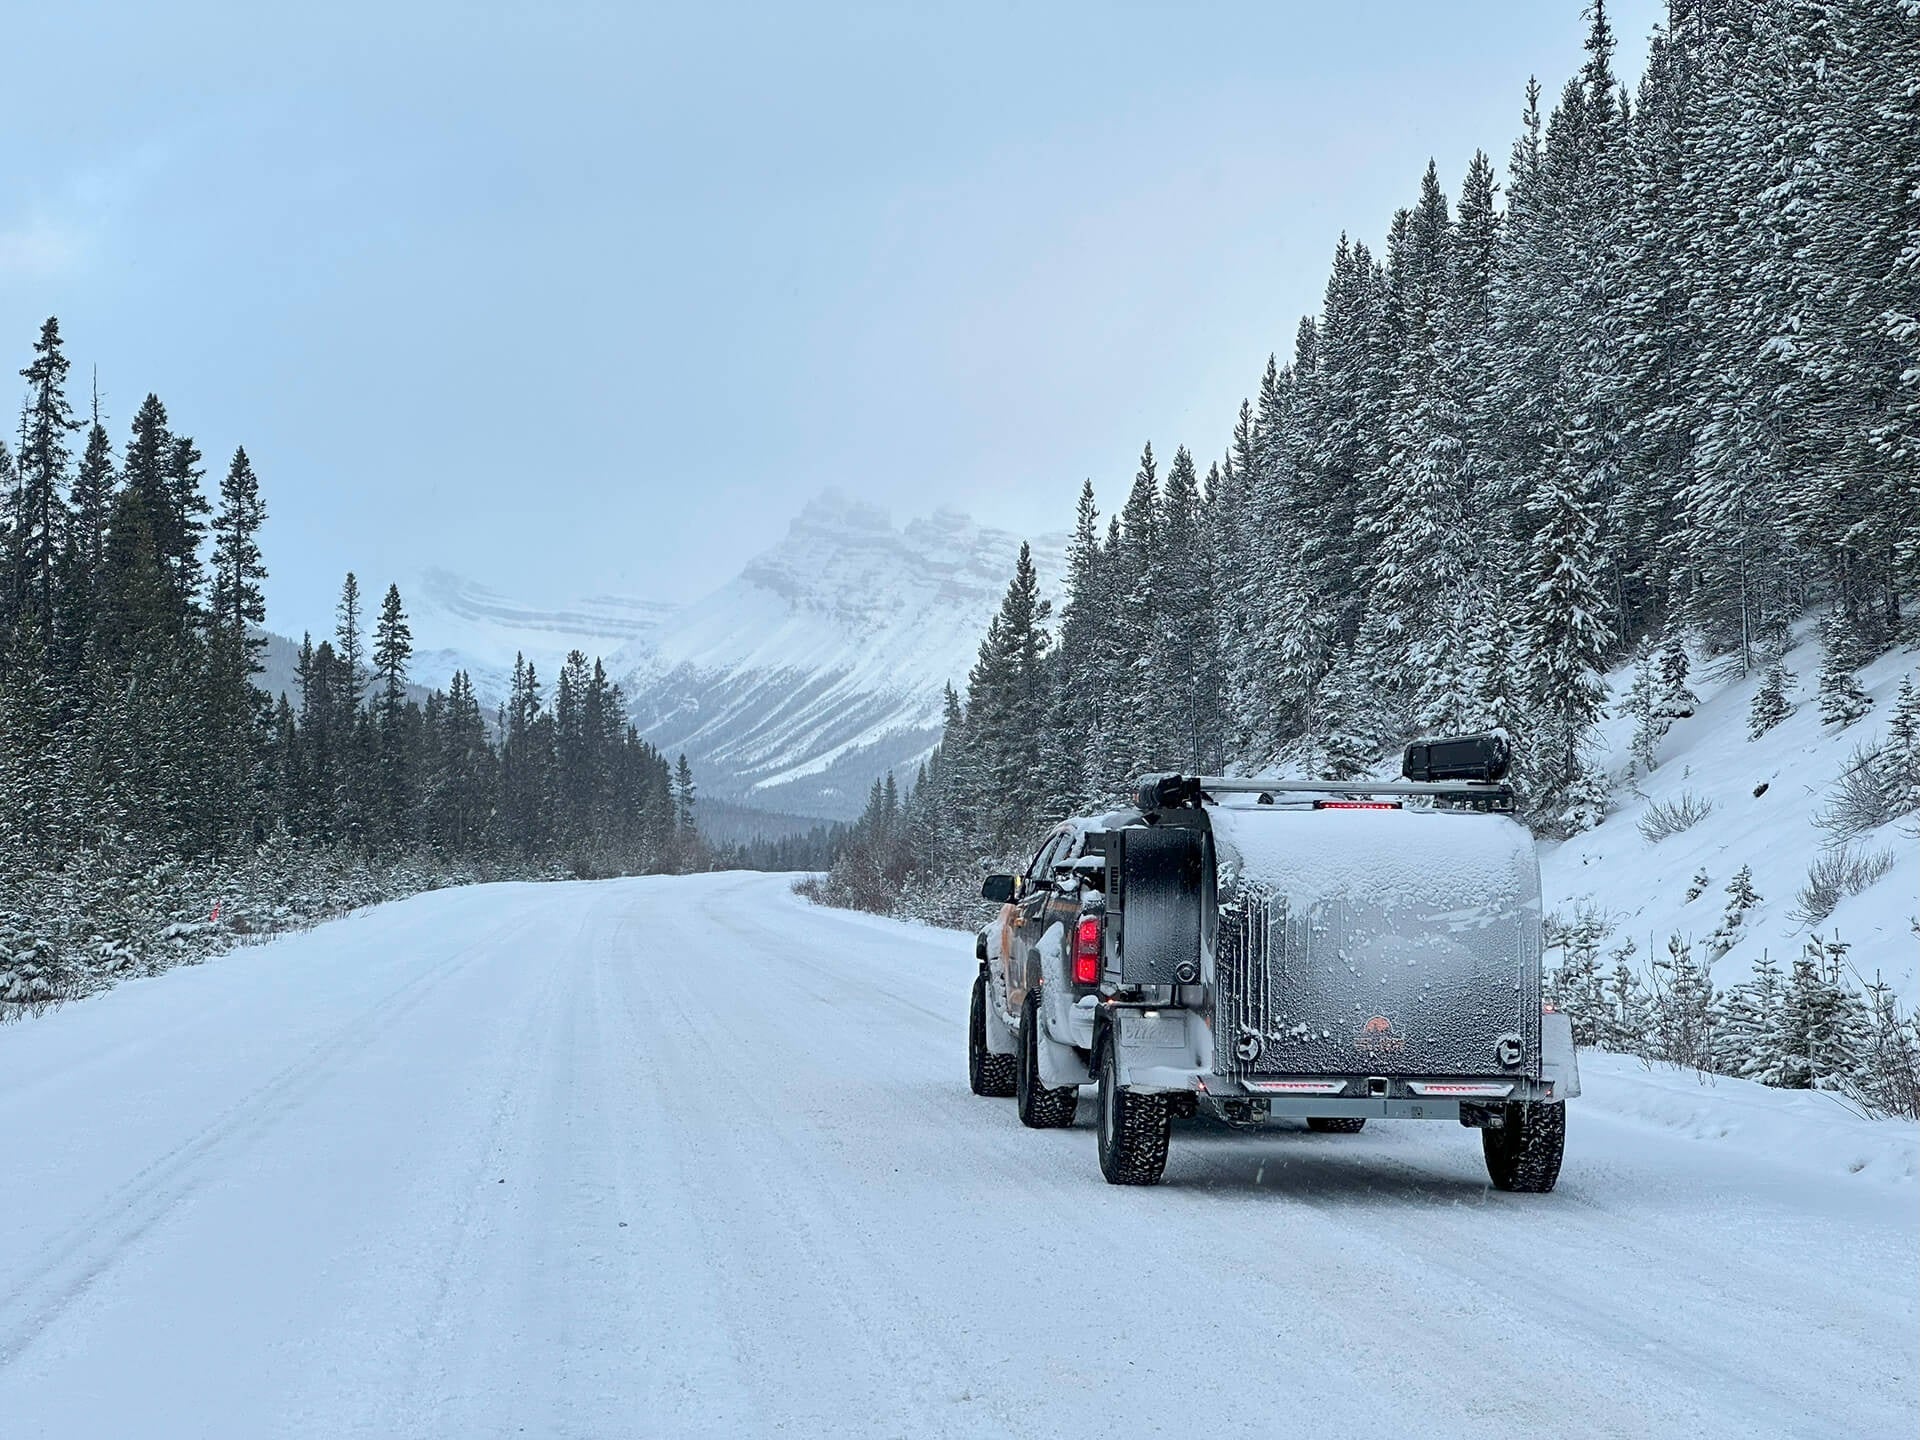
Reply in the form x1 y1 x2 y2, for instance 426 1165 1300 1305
405 492 1064 819
1542 634 1919 1002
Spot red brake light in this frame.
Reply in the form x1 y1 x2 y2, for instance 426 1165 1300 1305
1313 800 1401 810
1072 916 1102 985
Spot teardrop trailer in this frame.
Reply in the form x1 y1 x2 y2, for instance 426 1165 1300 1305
967 734 1580 1187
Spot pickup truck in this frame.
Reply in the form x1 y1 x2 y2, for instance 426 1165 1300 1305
966 734 1579 1188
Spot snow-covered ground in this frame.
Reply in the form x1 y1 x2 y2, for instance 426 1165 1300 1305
1 872 1914 1439
1543 634 1919 1000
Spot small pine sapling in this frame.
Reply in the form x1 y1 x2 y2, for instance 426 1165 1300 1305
1685 868 1710 903
1852 973 1920 1120
1654 632 1697 720
1553 905 1611 1045
1764 935 1872 1090
1879 676 1920 815
1748 661 1795 739
1714 952 1783 1080
1708 865 1762 959
1600 957 1651 1054
1623 644 1663 774
1816 613 1873 729
1649 933 1716 1072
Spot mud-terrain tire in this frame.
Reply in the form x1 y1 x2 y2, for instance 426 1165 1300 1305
1306 1116 1367 1134
1015 991 1079 1128
1482 1100 1566 1193
1096 1036 1170 1185
969 970 1017 1097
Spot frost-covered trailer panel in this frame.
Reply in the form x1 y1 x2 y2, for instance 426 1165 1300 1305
1208 804 1542 1081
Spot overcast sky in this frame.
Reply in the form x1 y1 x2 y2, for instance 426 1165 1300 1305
2 1 1659 631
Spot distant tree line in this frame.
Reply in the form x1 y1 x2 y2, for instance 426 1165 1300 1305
813 0 1916 911
0 318 703 1012
716 821 845 873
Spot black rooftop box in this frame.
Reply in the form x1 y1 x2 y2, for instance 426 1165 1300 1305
1402 732 1512 784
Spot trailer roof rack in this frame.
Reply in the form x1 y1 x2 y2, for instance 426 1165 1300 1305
1135 772 1515 814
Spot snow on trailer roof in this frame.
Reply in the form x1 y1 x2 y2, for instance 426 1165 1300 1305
1207 799 1538 910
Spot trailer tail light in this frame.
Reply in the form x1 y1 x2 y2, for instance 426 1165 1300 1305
1241 1078 1347 1095
1313 800 1401 810
1072 916 1102 985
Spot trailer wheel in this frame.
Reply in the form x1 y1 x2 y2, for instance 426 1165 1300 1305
1306 1116 1367 1134
968 970 1016 1098
1015 991 1079 1128
1096 1037 1170 1185
1482 1101 1565 1193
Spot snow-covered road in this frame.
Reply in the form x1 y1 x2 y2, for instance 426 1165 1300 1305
1 872 1913 1439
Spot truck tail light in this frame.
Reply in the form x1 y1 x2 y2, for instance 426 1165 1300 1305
1072 916 1102 985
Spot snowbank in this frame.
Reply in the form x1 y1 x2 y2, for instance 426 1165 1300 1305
1578 1050 1918 1186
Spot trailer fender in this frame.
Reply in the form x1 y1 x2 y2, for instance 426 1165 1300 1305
1541 1010 1582 1099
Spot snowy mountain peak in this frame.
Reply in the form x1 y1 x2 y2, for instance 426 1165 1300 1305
616 493 1065 818
717 491 1061 659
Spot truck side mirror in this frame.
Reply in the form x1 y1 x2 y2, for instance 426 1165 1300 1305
981 873 1017 904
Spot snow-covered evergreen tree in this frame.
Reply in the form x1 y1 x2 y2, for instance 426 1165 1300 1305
1519 439 1614 828
1748 661 1796 739
1622 643 1663 775
209 447 267 667
1716 951 1784 1081
1763 935 1872 1090
1882 677 1920 814
1815 611 1873 728
1707 864 1762 960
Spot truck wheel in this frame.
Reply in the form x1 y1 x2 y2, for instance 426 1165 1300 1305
1015 991 1079 1129
1306 1117 1367 1134
1096 1037 1170 1185
969 970 1016 1098
1482 1101 1566 1193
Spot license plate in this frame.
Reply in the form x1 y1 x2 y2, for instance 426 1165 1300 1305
1127 1016 1184 1048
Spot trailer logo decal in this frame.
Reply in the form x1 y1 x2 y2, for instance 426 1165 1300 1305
1355 1016 1405 1056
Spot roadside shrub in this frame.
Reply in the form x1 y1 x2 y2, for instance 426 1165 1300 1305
1815 745 1904 842
1638 790 1714 843
1788 844 1897 926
